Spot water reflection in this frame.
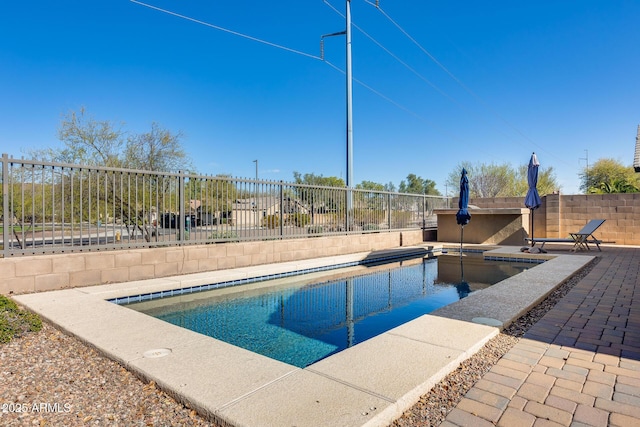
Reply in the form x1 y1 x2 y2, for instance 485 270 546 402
130 254 531 367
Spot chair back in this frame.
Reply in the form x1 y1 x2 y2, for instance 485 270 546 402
577 219 605 235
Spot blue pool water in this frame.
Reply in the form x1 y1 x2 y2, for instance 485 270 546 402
127 254 536 367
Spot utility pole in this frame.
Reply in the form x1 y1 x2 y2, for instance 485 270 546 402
346 0 353 201
579 149 589 193
321 1 354 213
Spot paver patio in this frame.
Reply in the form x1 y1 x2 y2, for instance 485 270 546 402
443 244 640 427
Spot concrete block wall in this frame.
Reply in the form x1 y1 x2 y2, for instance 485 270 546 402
556 193 640 245
435 208 529 245
0 230 423 295
468 193 640 245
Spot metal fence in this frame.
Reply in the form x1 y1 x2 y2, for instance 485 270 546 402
1 153 449 257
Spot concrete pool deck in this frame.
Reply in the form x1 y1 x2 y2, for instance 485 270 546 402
13 244 593 427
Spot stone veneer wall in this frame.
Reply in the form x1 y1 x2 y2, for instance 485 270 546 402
469 193 640 246
0 230 424 295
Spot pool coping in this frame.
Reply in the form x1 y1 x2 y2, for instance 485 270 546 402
13 244 594 427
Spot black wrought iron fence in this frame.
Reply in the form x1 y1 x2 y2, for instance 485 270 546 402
1 153 449 257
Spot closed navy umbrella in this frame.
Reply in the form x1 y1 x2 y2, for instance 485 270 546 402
456 168 471 254
524 153 541 246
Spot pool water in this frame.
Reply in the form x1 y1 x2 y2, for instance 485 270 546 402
126 254 535 367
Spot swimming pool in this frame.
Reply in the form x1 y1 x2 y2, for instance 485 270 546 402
125 254 538 367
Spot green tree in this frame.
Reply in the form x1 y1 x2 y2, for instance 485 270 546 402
579 158 639 194
398 174 441 195
356 181 385 191
292 172 345 219
596 179 639 193
293 172 345 187
356 180 396 192
354 181 386 215
514 164 559 196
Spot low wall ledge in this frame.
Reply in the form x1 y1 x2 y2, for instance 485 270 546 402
434 208 529 215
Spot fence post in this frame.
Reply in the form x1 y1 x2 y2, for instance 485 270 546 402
2 154 8 257
345 188 350 232
422 194 427 230
179 171 185 242
387 193 392 230
279 181 284 238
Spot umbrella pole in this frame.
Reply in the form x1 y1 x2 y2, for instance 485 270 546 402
460 226 463 257
530 209 534 247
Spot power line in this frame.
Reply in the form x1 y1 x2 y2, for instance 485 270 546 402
323 1 520 153
364 0 467 93
132 0 494 162
130 0 323 61
324 60 461 141
365 1 574 168
348 71 425 121
131 0 443 139
324 1 518 158
354 21 463 108
133 0 463 143
322 2 480 129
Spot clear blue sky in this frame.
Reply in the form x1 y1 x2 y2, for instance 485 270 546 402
2 1 639 195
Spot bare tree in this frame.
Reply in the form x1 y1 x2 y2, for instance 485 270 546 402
28 107 125 166
123 122 192 172
447 161 559 198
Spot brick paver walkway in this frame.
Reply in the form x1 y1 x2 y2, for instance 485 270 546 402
443 246 640 427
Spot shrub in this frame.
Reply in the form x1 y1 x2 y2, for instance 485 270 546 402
391 211 413 228
0 296 42 343
307 225 324 234
208 231 239 242
352 208 385 226
262 215 281 229
288 213 310 227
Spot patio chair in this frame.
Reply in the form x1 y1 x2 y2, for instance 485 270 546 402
525 219 606 251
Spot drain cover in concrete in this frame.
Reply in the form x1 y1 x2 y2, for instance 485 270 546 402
143 348 172 358
472 317 503 327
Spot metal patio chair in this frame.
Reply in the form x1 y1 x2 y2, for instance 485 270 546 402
525 219 606 251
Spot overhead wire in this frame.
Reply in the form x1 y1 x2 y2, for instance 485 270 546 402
322 0 496 158
364 0 573 167
131 0 488 158
321 2 474 146
131 0 456 143
363 0 466 91
324 60 467 144
130 0 323 61
323 0 464 109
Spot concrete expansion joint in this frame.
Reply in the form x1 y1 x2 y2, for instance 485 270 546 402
386 331 475 352
215 369 302 412
304 368 396 404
